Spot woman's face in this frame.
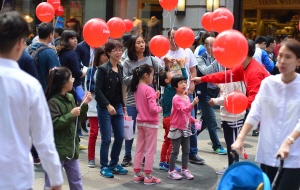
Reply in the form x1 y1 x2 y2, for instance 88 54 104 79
68 37 78 49
108 47 123 62
135 37 145 54
100 53 108 65
277 45 300 75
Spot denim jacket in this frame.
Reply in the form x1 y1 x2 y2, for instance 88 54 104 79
95 61 125 109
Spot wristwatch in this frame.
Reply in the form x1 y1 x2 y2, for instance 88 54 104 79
287 136 295 144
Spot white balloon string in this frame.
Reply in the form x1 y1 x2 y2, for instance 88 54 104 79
0 0 5 13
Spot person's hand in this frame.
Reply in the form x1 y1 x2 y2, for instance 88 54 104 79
158 106 163 112
177 59 185 68
191 77 202 84
208 98 215 106
163 57 173 67
51 185 62 190
83 92 92 105
156 91 160 99
192 96 199 106
231 137 245 155
123 107 127 115
276 139 291 160
106 104 116 115
71 107 81 117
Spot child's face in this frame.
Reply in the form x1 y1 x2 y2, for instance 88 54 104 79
175 80 187 94
164 71 174 84
144 70 154 85
63 75 74 92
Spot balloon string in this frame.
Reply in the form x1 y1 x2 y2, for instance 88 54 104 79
0 0 5 13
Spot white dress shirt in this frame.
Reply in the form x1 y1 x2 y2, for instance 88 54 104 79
0 58 63 189
246 74 300 168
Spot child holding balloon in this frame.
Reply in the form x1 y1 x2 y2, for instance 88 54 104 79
208 81 246 175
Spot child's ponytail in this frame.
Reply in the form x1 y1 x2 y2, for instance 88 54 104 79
130 64 153 92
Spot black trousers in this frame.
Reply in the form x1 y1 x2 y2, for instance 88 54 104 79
261 164 300 190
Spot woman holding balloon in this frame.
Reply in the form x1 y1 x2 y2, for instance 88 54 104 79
232 39 300 190
122 35 163 167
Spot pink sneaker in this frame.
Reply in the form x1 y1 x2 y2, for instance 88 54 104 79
144 176 161 185
133 173 145 183
182 169 194 180
168 170 182 180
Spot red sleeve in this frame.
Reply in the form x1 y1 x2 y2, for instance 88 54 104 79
245 71 265 109
201 65 244 84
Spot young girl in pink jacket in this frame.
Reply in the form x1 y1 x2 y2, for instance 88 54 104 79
168 74 199 180
131 64 162 185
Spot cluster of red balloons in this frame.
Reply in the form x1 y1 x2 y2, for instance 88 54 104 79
224 91 248 114
83 17 134 48
36 0 64 22
201 8 234 33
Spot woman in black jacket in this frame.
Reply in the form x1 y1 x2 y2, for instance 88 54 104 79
95 39 128 178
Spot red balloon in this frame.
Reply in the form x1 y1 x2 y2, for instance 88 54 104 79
159 0 178 11
149 35 170 57
174 27 195 49
83 18 110 48
213 29 248 68
124 19 133 32
211 8 234 33
47 0 60 10
107 17 126 38
201 12 214 32
224 91 248 114
55 5 64 17
36 2 55 23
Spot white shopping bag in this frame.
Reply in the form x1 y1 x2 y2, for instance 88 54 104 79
124 116 134 140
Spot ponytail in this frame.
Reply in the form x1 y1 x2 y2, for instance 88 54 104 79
130 64 153 92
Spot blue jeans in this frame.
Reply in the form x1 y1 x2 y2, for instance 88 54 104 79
188 94 199 157
197 94 222 150
124 105 137 157
97 104 124 168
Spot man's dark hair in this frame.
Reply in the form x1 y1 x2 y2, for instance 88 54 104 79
0 12 30 53
266 36 275 48
167 27 178 37
171 74 187 88
248 39 256 57
254 36 267 44
38 22 54 39
54 28 64 36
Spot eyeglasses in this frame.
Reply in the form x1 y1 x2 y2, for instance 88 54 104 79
111 49 123 53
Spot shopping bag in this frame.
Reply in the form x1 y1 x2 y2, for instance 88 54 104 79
124 116 134 140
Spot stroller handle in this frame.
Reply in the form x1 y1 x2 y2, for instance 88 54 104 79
271 155 284 189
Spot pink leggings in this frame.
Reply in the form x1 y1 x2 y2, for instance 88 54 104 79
133 126 158 174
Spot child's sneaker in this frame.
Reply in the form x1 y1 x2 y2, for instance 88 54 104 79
133 173 145 183
100 167 114 178
144 175 161 185
168 170 182 180
109 164 128 175
181 169 194 180
159 162 169 171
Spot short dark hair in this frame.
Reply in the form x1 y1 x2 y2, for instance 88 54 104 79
0 12 30 53
266 36 275 47
38 22 54 39
127 35 150 61
104 39 122 58
167 27 178 37
254 36 267 44
54 28 64 36
122 33 132 48
171 74 187 88
247 39 256 57
158 67 170 87
200 31 215 45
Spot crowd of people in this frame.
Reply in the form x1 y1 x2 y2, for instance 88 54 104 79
1 11 300 190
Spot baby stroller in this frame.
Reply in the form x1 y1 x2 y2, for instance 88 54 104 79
217 151 283 190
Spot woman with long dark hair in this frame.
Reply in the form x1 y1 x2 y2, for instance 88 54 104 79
121 35 163 167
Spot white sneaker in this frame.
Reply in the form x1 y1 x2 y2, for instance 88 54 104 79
216 167 227 175
181 169 194 180
168 170 182 180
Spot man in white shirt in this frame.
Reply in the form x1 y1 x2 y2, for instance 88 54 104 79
162 27 205 165
0 12 63 190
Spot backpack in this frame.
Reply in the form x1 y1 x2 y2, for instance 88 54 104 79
27 45 50 67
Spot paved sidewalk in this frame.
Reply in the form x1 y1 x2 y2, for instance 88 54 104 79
34 109 259 189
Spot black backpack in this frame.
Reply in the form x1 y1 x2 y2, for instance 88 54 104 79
27 45 50 67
